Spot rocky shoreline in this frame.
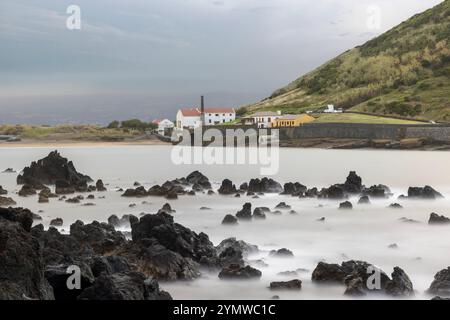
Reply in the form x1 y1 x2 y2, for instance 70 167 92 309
1 151 450 300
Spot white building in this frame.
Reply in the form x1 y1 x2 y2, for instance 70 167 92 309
249 111 282 128
323 104 343 113
176 108 235 129
155 119 174 135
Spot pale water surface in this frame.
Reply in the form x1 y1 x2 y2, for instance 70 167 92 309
1 145 450 300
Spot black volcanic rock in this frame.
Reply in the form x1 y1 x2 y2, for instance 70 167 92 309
78 272 172 300
343 171 363 194
236 203 252 220
320 185 345 199
50 218 64 227
339 201 353 210
408 186 443 199
18 184 37 197
218 179 237 195
108 214 138 229
252 207 267 219
270 248 294 257
358 196 371 204
385 267 414 297
0 207 54 300
222 214 238 225
122 186 148 197
17 150 92 190
186 171 211 190
218 264 262 279
362 185 390 198
96 179 107 192
270 279 302 290
428 267 450 296
247 178 283 193
0 196 16 207
282 182 307 196
429 213 450 225
312 262 346 283
0 186 7 195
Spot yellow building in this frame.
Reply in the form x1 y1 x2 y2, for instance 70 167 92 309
271 114 315 127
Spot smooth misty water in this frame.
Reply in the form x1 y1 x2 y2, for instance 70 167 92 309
1 145 450 300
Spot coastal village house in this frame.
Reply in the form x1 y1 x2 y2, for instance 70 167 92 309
153 119 175 135
176 108 236 129
271 114 315 127
244 111 282 128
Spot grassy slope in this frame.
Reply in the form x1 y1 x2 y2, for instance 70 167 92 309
248 0 450 122
314 113 424 124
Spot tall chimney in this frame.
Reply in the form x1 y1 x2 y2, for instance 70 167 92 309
200 95 205 125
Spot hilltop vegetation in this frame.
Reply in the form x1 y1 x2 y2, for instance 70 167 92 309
249 0 450 122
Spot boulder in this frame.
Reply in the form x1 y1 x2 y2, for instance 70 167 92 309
236 203 252 220
0 186 7 195
320 185 345 199
0 196 16 207
362 185 390 198
252 208 267 219
222 215 238 225
269 279 302 290
78 272 172 300
428 267 450 296
358 196 371 204
55 180 76 195
50 218 64 227
17 151 92 190
0 207 54 300
122 186 148 197
218 264 262 279
270 248 294 258
388 203 403 209
96 179 107 192
161 203 175 213
343 171 363 194
18 184 37 197
216 237 258 258
339 201 353 210
429 213 450 225
408 186 443 199
282 182 307 196
312 262 346 283
186 171 211 190
248 178 283 193
385 267 414 297
107 214 138 229
275 202 291 210
89 255 131 277
218 179 237 195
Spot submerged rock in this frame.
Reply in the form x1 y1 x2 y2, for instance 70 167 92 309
269 279 302 290
96 179 107 192
270 248 294 258
50 218 64 227
0 186 7 195
0 196 16 207
358 196 370 204
388 203 403 209
282 182 307 196
275 202 291 210
222 214 238 225
339 201 353 210
218 264 262 279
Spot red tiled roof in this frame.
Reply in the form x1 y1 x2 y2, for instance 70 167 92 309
180 108 201 117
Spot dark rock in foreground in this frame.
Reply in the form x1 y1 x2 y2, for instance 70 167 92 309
0 185 7 195
78 272 172 300
428 267 450 296
312 262 346 283
17 150 92 190
0 207 54 300
218 264 262 279
270 279 302 290
0 196 16 207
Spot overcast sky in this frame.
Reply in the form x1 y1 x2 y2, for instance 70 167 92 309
0 0 443 124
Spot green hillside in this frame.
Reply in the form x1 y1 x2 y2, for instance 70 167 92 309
248 0 450 122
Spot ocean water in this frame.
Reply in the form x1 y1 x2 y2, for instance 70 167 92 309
1 145 450 300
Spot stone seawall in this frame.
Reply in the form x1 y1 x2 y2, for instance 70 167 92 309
279 123 450 142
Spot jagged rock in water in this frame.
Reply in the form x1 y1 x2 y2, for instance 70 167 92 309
18 184 37 197
0 207 54 300
236 203 252 220
429 213 450 225
218 264 262 279
320 185 345 199
239 183 248 191
358 196 371 204
96 179 107 192
160 203 175 213
218 179 237 195
222 214 238 225
0 196 16 207
282 182 307 196
17 151 92 190
362 184 391 198
2 168 16 173
388 203 403 209
247 178 283 193
70 220 126 255
428 267 450 296
275 202 291 210
185 171 211 190
55 180 76 195
50 218 64 227
408 186 443 199
78 272 172 300
89 255 131 278
339 201 353 210
270 248 294 258
107 214 138 229
252 207 267 219
385 267 414 297
122 186 148 197
270 279 302 290
312 262 346 283
0 186 7 195
343 171 363 194
216 237 259 259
